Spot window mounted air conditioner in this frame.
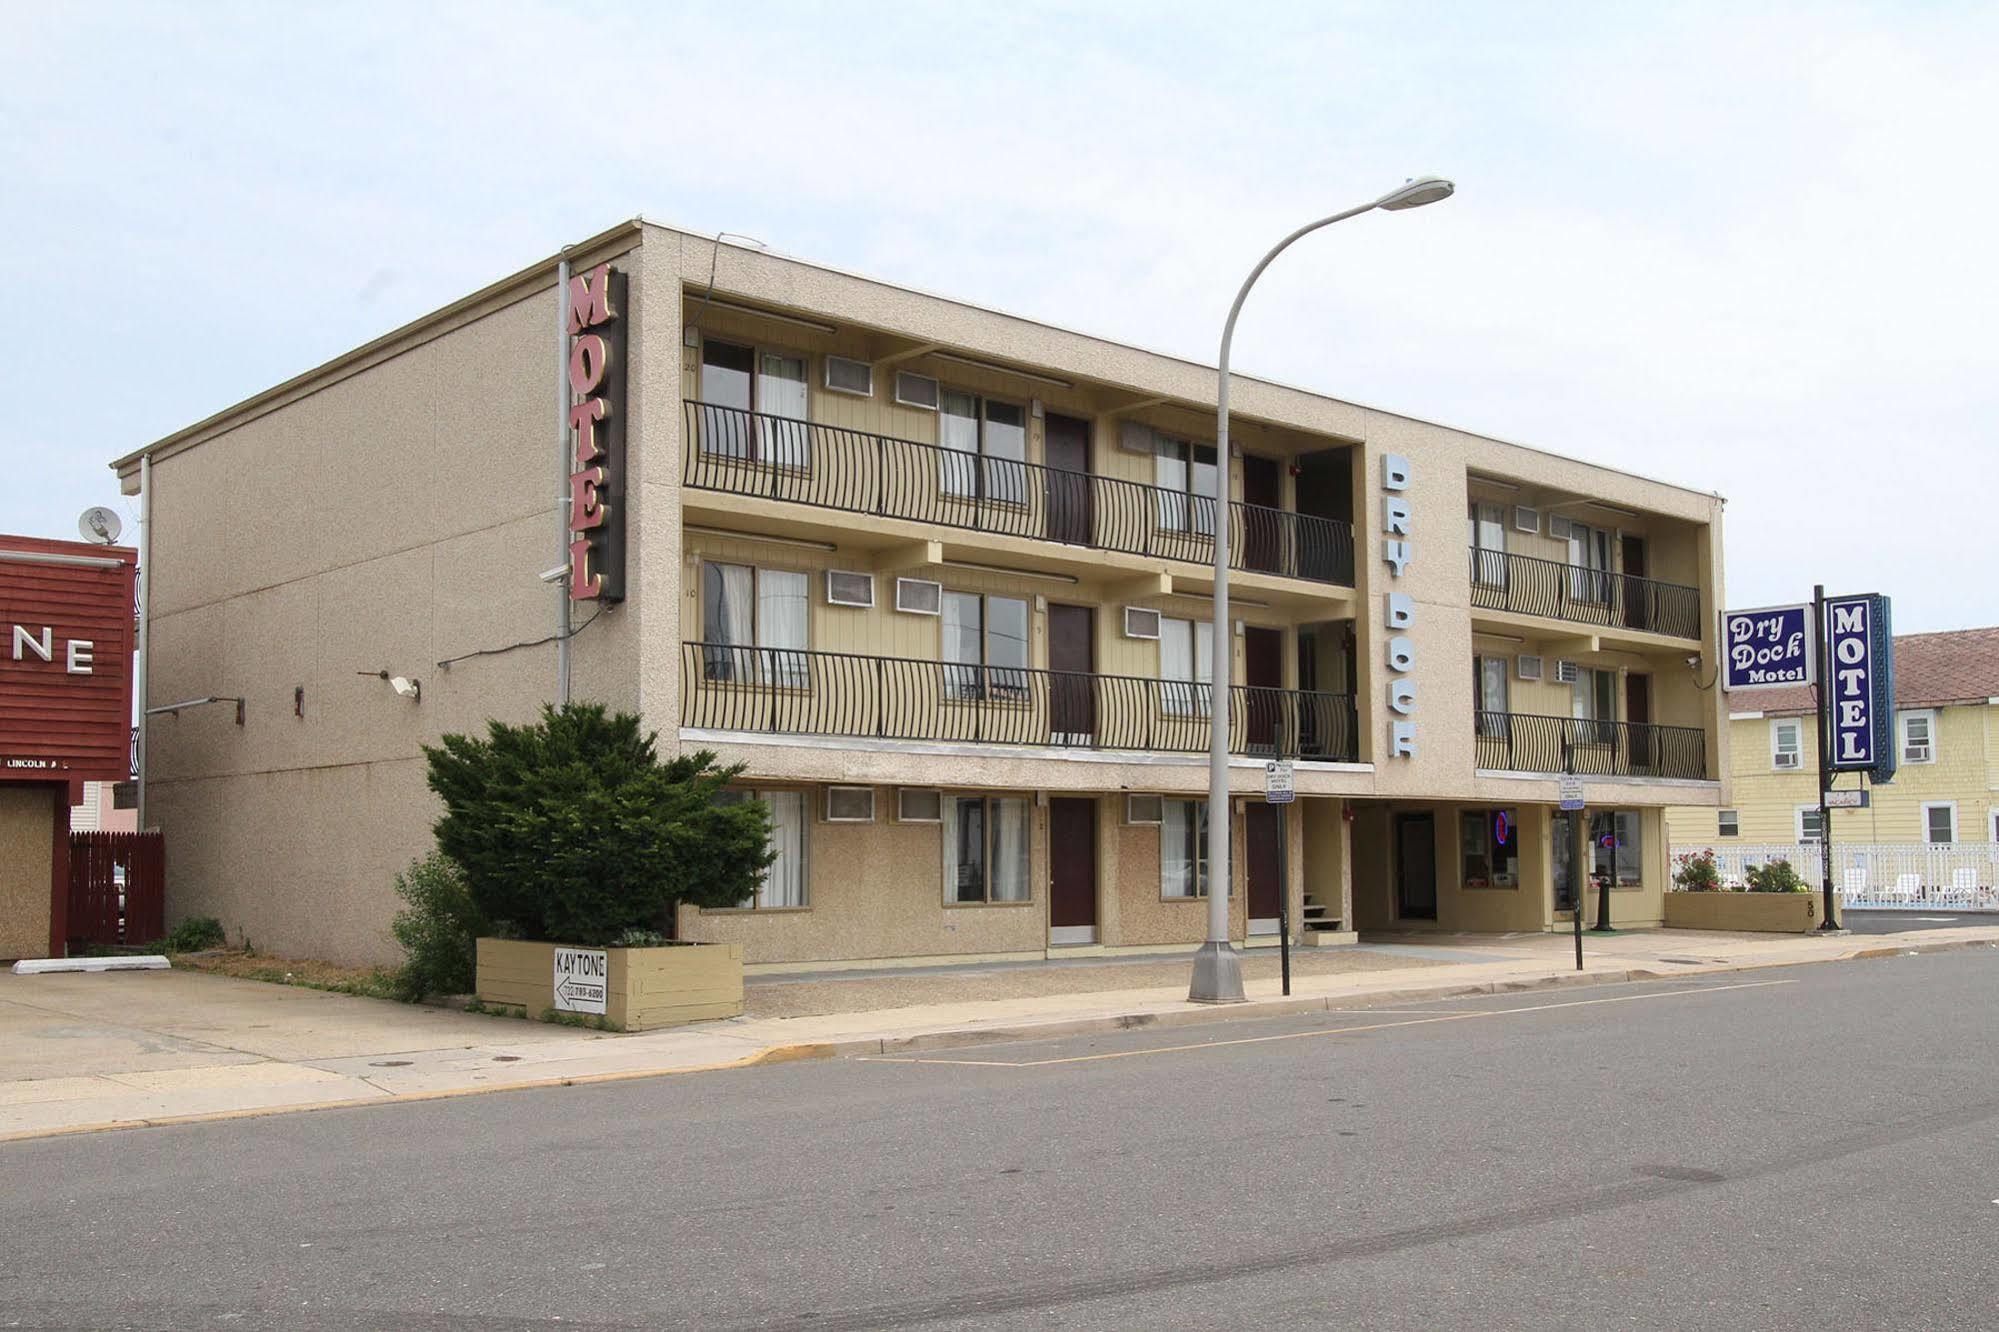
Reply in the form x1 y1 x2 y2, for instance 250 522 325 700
896 788 943 823
1125 794 1164 826
1513 506 1540 535
1123 607 1162 640
825 786 876 823
1118 420 1157 455
1773 751 1801 770
894 577 942 615
893 371 939 410
1553 659 1581 684
1548 515 1573 540
824 570 875 608
824 355 874 397
1515 654 1544 682
1905 742 1932 763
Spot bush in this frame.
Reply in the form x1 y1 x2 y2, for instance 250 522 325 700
1672 850 1723 892
424 704 774 946
1745 858 1810 893
389 852 486 1001
160 915 226 953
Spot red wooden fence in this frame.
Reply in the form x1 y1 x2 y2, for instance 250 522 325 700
67 831 165 948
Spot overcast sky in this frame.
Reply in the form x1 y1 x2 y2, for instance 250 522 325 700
5 2 1994 632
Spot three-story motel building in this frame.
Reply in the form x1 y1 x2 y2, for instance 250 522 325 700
112 221 1727 970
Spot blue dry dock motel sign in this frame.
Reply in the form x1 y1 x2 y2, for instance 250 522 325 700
1721 604 1815 691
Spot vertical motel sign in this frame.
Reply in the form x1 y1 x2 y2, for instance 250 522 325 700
1823 593 1896 781
567 263 628 603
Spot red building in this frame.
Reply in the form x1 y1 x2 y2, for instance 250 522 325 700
0 534 137 959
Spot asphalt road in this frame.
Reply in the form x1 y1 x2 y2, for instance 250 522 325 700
4 948 1997 1331
1841 909 1995 933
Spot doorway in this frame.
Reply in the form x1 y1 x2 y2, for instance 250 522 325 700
1552 810 1581 914
1048 797 1098 945
1620 534 1650 630
1293 448 1353 583
1048 603 1096 743
1625 673 1652 772
1246 803 1282 935
1241 454 1283 573
1394 812 1438 920
1044 414 1093 547
1244 626 1284 752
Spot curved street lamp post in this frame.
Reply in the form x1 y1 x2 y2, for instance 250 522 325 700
1189 176 1457 1004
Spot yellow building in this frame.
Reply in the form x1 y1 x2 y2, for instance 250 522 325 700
112 221 1729 969
1667 627 1999 849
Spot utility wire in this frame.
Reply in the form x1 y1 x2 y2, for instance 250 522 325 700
435 602 609 671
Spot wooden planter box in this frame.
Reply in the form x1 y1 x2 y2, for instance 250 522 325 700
1664 891 1820 933
475 938 744 1031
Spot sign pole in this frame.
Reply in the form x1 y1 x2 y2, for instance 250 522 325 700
1276 801 1291 996
1564 741 1582 971
1813 584 1841 931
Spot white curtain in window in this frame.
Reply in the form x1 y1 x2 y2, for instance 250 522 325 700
756 353 810 469
703 562 756 681
756 570 809 688
1160 618 1214 718
1613 810 1641 886
982 401 1027 507
1162 799 1205 898
1471 502 1507 586
991 798 1030 901
942 592 982 700
986 596 1029 697
1568 523 1612 603
939 390 980 499
1155 446 1189 532
943 796 986 902
761 791 808 908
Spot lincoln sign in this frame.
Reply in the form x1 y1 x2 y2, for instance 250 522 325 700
566 263 628 603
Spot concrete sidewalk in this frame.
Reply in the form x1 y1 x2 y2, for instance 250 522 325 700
4 924 1994 1142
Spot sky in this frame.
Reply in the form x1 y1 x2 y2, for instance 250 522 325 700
4 1 1995 633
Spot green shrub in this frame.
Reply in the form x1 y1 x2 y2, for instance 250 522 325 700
1672 850 1723 892
389 852 486 1001
160 915 226 953
1745 858 1810 893
424 704 774 946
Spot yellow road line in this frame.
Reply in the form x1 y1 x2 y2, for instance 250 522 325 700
860 979 1798 1068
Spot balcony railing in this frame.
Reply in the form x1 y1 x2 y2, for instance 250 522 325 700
684 401 1355 586
1474 711 1707 781
1467 548 1701 639
683 642 1359 762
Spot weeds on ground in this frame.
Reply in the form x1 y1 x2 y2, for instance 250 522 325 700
172 949 400 999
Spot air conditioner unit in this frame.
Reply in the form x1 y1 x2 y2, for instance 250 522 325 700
1905 743 1932 764
1117 420 1156 455
1123 607 1161 640
894 577 942 616
1773 752 1802 770
824 570 875 608
896 788 942 823
825 786 876 823
893 371 939 410
1125 794 1164 826
824 355 874 398
1553 659 1581 684
1548 515 1573 540
1516 654 1544 682
1513 506 1540 535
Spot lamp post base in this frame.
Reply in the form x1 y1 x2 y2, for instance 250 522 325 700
1188 940 1248 1003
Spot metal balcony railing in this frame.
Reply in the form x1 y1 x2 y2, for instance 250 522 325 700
683 401 1356 586
1474 711 1708 781
1467 547 1701 639
683 642 1359 762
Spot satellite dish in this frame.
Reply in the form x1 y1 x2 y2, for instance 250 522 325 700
78 506 124 545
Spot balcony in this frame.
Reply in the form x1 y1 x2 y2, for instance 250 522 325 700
684 401 1355 587
1474 711 1707 781
1468 548 1701 640
682 643 1359 762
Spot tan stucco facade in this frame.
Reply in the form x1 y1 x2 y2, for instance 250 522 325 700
0 785 57 961
114 220 1726 968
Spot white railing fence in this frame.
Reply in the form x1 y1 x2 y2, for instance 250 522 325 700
1671 842 1999 912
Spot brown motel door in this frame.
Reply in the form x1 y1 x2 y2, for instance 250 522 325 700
1245 626 1283 750
1049 798 1098 929
1044 414 1093 546
1048 603 1095 740
1246 803 1281 921
1241 454 1283 572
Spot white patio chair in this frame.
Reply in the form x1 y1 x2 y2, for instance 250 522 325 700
1886 873 1921 905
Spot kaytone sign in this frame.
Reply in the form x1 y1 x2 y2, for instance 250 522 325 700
1721 605 1815 691
1825 594 1883 771
552 947 608 1015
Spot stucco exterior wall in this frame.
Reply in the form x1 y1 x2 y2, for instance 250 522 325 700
0 785 56 960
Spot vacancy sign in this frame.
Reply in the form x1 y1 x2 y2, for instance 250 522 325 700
1721 605 1815 691
553 947 609 1014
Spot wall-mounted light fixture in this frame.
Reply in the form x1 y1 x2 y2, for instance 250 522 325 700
359 669 421 702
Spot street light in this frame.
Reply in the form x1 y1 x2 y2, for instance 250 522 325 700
1189 176 1457 1004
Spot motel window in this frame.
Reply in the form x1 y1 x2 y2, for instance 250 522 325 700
1771 718 1803 770
943 795 1031 904
1718 809 1740 838
938 390 1027 505
701 562 809 687
941 592 1030 701
696 339 810 466
1158 617 1214 718
1460 809 1520 889
1474 655 1510 737
1467 501 1507 586
1161 799 1210 899
1797 807 1824 842
1566 521 1614 604
1899 710 1937 764
1571 667 1617 744
1589 809 1642 888
1154 437 1219 536
715 789 809 909
1923 802 1957 846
